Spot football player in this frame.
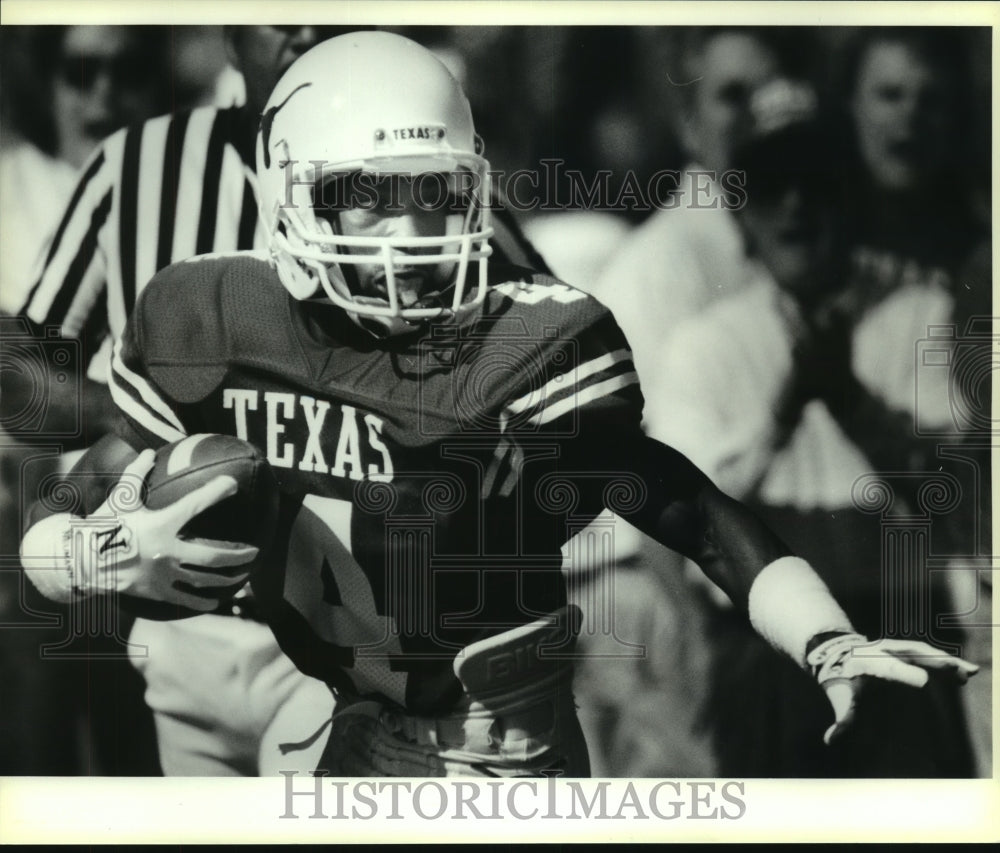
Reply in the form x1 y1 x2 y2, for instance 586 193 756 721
6 25 550 778
20 32 979 777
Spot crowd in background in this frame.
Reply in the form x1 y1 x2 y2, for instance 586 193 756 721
0 24 992 778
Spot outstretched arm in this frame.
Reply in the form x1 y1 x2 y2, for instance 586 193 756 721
606 433 979 744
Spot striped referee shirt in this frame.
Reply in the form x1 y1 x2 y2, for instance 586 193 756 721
20 104 548 377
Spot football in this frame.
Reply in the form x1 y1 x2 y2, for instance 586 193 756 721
121 433 280 620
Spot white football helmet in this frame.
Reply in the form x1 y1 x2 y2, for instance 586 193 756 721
256 31 493 336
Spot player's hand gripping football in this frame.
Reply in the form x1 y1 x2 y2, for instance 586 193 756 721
807 632 980 745
76 449 259 611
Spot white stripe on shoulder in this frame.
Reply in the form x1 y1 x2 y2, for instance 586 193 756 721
506 348 633 416
493 280 588 305
528 371 639 427
181 248 270 265
109 338 186 440
166 434 211 474
108 368 186 443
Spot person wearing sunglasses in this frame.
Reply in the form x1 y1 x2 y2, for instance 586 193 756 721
50 26 166 169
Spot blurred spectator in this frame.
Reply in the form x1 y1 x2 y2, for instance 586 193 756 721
45 26 169 169
649 77 976 776
0 26 164 312
840 28 982 192
591 27 809 392
826 27 992 777
830 28 989 316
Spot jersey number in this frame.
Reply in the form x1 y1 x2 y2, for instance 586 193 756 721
284 494 407 704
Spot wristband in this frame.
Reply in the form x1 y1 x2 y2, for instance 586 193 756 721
805 632 868 680
747 556 855 667
19 513 81 603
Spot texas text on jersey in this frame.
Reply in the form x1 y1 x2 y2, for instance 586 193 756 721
109 252 644 718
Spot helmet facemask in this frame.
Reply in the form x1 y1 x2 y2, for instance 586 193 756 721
270 154 493 337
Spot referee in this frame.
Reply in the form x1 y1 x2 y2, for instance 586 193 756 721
6 25 549 776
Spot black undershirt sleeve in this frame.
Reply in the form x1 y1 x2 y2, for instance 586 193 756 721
562 429 794 610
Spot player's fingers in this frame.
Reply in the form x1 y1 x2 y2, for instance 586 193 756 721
164 585 220 612
896 653 979 680
824 719 848 746
173 562 250 589
823 678 857 743
172 580 245 600
176 539 258 572
874 638 950 660
107 449 157 511
169 475 239 522
857 654 930 688
878 640 981 677
939 656 979 674
184 537 261 574
822 679 857 746
123 448 157 479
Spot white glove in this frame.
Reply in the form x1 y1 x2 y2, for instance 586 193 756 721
21 449 259 612
807 632 980 745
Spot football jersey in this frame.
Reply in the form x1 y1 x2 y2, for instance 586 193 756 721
110 254 643 714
